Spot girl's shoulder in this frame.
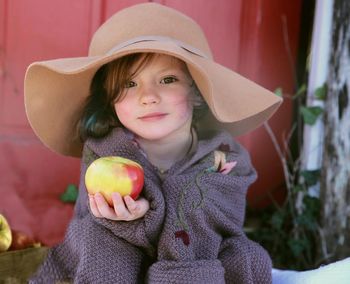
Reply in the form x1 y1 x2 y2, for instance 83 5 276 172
82 127 129 158
175 128 252 175
197 128 249 157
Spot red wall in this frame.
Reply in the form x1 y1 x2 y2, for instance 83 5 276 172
0 0 301 245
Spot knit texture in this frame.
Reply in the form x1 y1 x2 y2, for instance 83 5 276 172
29 127 272 283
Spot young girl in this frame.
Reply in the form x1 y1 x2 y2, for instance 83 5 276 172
25 3 282 283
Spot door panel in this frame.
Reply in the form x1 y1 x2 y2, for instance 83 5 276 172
0 0 97 245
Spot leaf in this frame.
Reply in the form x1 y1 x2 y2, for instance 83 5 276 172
300 106 323 125
294 84 307 99
288 238 308 257
274 88 283 97
292 185 305 193
270 211 285 230
295 214 316 229
314 84 327 100
300 170 320 186
60 184 79 203
303 196 321 217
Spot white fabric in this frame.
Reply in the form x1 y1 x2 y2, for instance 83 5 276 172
272 257 350 284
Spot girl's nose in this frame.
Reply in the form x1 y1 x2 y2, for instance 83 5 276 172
139 85 160 105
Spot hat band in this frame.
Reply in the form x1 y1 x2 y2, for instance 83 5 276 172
106 35 209 59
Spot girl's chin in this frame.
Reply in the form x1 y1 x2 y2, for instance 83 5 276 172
134 132 170 141
133 127 181 142
128 119 192 141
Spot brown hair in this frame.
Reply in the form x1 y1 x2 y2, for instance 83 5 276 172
104 53 157 103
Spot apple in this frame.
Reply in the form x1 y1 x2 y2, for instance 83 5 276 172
0 214 12 252
9 230 40 251
85 156 144 206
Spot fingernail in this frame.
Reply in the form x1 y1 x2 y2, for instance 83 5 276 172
124 196 132 202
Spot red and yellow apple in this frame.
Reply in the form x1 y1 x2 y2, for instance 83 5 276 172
0 214 12 252
85 156 144 206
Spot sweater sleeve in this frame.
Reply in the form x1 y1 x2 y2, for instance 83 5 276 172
147 260 225 284
202 143 272 283
219 235 272 284
202 142 257 232
91 169 165 257
76 137 166 257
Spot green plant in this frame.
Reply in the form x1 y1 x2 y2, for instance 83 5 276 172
245 84 327 270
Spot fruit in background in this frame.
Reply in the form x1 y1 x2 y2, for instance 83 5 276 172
0 214 12 252
85 156 144 206
10 230 40 250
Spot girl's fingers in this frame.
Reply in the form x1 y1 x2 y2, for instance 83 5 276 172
90 193 149 221
136 197 150 216
124 196 139 213
125 196 150 219
94 193 121 220
89 194 103 218
111 192 131 220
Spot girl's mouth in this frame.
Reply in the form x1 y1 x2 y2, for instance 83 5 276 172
139 112 168 121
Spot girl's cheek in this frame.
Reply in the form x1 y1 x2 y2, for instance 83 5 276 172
174 98 194 118
114 102 130 120
176 95 195 110
168 90 192 105
114 94 134 111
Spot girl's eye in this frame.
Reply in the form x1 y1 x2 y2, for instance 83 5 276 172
124 80 136 88
160 76 178 84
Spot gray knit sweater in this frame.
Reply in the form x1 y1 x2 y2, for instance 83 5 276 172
30 127 272 283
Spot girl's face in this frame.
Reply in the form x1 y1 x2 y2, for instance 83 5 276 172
114 54 196 142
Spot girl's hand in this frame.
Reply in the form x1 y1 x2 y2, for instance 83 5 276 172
89 192 150 221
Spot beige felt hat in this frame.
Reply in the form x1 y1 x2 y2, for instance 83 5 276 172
24 3 282 157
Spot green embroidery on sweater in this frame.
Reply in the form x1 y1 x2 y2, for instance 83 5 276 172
191 170 210 210
176 156 213 234
175 148 238 239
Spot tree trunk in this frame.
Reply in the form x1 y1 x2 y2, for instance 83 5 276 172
320 0 350 262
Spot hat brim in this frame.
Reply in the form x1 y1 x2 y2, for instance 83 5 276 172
24 40 282 157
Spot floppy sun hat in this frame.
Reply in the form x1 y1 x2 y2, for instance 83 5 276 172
24 3 282 157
